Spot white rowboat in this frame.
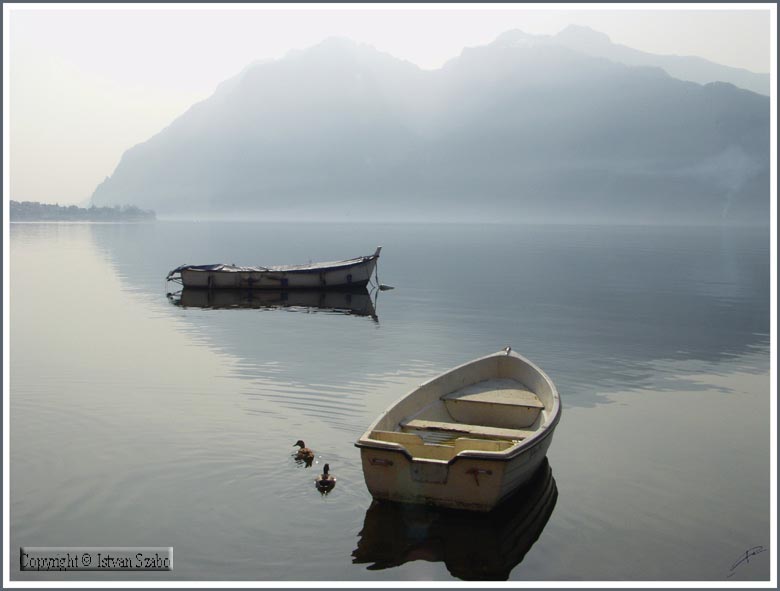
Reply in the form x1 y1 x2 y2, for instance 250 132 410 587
355 348 561 512
167 247 381 290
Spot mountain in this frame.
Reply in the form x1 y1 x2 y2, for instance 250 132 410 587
90 32 770 224
495 25 769 96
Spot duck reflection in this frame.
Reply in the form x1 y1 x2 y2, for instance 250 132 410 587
167 287 378 321
352 459 557 581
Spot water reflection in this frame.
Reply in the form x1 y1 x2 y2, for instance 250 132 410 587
87 222 770 409
10 222 771 581
352 459 557 581
167 287 378 321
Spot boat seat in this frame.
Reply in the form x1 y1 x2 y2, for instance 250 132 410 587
441 378 544 429
368 430 425 446
441 379 543 408
400 419 536 441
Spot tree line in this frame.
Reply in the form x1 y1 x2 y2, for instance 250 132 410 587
10 201 156 222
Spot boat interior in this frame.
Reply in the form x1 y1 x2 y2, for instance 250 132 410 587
365 355 555 462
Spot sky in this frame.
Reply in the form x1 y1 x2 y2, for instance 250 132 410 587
6 4 775 205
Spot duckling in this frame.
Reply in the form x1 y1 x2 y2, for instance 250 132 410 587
315 463 336 494
293 440 315 464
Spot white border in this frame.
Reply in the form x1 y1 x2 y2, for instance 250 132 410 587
769 0 778 586
1 583 778 590
0 2 777 10
2 2 777 588
2 1 10 590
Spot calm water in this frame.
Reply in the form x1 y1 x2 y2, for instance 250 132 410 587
10 221 771 581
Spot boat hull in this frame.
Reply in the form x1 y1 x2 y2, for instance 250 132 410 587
168 247 381 290
180 259 376 289
352 459 558 580
358 428 555 512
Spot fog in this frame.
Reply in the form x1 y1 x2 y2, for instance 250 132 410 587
89 31 769 225
7 6 773 221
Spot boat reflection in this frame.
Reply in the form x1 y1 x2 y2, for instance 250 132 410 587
352 459 557 581
167 287 378 321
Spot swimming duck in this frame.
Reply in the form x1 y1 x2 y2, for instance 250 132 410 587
315 463 337 494
293 440 315 463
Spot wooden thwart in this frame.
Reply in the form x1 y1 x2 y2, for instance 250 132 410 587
442 378 544 408
401 418 535 440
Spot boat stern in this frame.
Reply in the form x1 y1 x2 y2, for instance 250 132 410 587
355 432 511 512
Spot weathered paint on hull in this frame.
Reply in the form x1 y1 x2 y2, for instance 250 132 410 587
359 430 556 512
179 257 378 290
497 432 555 502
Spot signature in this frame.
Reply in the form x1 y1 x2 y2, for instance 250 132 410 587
727 546 767 578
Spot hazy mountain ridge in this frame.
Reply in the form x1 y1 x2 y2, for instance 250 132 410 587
91 30 770 223
495 25 770 96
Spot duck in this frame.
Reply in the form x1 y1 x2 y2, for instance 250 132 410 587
293 440 315 463
315 463 337 494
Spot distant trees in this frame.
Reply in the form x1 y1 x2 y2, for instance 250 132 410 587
9 201 156 222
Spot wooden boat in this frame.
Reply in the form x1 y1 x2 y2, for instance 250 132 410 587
166 247 381 290
352 459 557 580
355 348 561 512
167 287 378 320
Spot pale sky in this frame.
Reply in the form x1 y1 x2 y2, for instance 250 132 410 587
6 4 774 205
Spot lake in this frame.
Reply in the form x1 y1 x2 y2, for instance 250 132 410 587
9 221 771 581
